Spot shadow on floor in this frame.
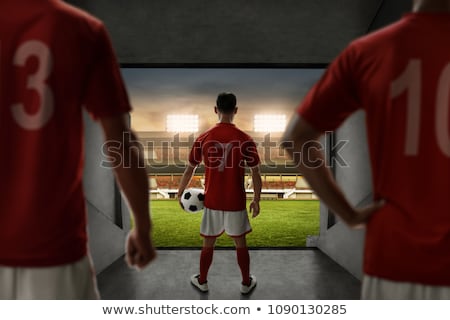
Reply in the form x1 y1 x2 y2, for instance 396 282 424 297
97 248 361 300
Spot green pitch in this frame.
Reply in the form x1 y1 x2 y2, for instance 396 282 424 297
147 200 320 248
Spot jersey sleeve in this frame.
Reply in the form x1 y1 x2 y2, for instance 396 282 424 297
188 138 203 166
242 139 260 168
298 44 361 132
83 24 131 120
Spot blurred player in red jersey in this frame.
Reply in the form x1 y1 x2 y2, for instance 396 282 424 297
0 0 156 299
283 0 450 299
178 93 262 295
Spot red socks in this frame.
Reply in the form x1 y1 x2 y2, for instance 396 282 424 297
236 247 250 285
199 246 214 284
199 246 250 285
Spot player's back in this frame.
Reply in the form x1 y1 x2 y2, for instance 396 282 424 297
0 0 128 266
352 13 450 219
350 13 450 283
192 123 259 211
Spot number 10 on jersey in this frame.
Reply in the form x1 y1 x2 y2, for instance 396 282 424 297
391 59 450 157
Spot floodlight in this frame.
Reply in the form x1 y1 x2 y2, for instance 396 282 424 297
166 114 199 132
254 114 286 132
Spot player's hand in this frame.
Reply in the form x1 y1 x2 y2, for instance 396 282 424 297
348 199 385 228
125 228 157 270
249 200 260 218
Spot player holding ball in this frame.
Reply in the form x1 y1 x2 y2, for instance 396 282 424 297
178 92 262 295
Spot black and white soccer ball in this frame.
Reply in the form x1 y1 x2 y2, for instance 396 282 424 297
180 188 205 213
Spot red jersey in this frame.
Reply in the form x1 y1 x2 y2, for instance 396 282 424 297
189 123 260 211
298 13 450 285
0 0 131 266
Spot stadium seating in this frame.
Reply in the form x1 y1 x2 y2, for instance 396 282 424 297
149 174 316 200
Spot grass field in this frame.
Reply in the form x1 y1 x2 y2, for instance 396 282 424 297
147 200 320 248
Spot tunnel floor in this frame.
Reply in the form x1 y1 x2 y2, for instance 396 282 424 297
97 248 361 300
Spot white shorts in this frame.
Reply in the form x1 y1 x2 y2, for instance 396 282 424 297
200 207 252 238
362 275 450 299
0 255 99 300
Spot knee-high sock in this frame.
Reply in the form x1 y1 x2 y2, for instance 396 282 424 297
199 247 214 284
236 247 250 285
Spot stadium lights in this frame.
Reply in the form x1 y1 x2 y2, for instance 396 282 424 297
254 114 287 132
166 114 199 133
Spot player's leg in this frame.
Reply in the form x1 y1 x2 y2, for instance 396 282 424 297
191 236 216 292
233 235 256 294
16 255 99 299
224 210 256 294
199 236 216 284
192 208 223 292
233 235 250 283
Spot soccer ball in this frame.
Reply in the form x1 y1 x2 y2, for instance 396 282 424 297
180 188 205 213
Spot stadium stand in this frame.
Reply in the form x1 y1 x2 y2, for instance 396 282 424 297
142 132 316 200
149 174 316 200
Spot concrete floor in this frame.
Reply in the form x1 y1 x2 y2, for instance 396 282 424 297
97 249 361 300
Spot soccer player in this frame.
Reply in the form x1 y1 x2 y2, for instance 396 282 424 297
282 0 450 299
0 0 156 299
178 92 262 295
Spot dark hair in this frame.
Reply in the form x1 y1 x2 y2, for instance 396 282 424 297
216 92 237 114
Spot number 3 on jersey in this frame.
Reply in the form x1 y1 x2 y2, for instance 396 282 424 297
391 59 450 157
11 40 54 130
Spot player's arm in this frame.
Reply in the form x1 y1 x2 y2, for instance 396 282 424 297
99 114 156 269
281 114 383 228
249 165 262 218
177 164 197 206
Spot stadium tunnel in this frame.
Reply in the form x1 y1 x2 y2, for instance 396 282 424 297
70 0 411 299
